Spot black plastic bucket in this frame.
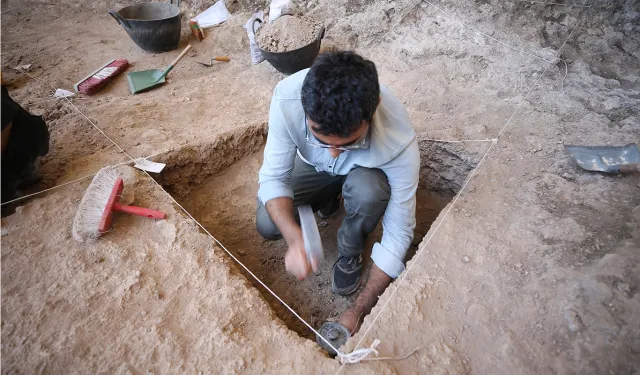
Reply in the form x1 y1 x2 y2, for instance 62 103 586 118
254 20 325 75
109 0 181 53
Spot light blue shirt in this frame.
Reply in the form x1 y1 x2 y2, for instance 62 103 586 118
258 69 419 278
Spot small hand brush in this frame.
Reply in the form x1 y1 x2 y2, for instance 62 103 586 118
74 59 129 95
72 167 166 243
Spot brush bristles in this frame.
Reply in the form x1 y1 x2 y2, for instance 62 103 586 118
77 60 129 95
72 167 120 243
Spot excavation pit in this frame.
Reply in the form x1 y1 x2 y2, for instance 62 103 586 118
154 125 481 339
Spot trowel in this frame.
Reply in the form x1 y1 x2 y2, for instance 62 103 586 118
195 56 231 67
127 45 192 94
565 144 639 174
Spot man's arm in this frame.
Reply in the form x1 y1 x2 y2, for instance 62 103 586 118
338 138 419 332
373 138 421 278
339 263 391 332
258 88 315 279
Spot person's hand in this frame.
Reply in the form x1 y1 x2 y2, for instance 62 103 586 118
284 238 318 280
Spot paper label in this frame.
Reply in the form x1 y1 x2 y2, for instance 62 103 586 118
54 88 75 98
134 159 166 173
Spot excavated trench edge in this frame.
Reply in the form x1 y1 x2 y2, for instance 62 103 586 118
152 123 482 339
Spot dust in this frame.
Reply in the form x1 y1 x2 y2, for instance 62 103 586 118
257 15 322 52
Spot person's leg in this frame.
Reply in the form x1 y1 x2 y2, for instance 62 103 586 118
332 167 390 295
1 110 49 204
256 157 343 240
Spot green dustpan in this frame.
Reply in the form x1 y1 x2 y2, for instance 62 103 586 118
127 45 192 94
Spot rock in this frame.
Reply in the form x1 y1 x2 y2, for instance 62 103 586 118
462 256 471 263
237 249 247 256
515 262 523 269
564 309 584 332
616 282 630 294
538 307 547 315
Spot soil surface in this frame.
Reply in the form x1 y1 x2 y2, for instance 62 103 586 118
2 0 639 374
258 15 323 52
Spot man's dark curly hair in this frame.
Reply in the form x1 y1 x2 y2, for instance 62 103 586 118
301 51 380 138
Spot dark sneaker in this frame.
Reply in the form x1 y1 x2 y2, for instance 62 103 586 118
318 195 341 219
332 254 363 296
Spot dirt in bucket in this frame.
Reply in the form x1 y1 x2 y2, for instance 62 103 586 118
257 15 323 53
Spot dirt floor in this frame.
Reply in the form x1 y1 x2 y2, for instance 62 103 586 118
2 0 640 373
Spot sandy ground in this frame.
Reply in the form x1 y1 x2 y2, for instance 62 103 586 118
2 0 640 373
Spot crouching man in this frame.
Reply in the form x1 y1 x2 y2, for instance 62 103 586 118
255 51 419 344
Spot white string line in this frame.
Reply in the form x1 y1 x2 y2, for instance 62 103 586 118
0 159 133 206
425 0 555 63
12 69 134 161
26 97 90 105
0 126 237 206
422 138 497 143
338 3 592 372
11 68 347 359
510 0 589 6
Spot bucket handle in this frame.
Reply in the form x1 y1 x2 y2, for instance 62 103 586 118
169 0 181 7
108 10 130 28
251 18 263 36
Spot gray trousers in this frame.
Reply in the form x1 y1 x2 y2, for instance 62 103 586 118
256 157 391 258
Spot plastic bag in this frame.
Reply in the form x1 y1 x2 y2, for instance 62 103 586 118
244 11 265 65
269 0 297 23
192 0 231 29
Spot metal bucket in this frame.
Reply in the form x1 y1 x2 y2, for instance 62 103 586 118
109 0 181 53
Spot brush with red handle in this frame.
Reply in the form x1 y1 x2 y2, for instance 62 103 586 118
74 59 129 95
72 167 166 243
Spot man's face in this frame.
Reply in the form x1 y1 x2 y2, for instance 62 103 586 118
307 119 369 158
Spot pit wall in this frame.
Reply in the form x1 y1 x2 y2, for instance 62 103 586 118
154 123 267 198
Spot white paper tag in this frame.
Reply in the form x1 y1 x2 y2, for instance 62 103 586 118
14 64 32 71
54 88 75 98
134 159 166 173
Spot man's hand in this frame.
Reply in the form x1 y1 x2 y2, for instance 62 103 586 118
284 238 318 280
265 197 318 280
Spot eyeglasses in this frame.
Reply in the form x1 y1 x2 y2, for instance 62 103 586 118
305 117 371 151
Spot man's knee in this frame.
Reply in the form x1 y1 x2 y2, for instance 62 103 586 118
255 199 282 240
343 168 390 213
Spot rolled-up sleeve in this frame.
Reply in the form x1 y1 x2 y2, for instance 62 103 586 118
371 138 420 278
257 88 298 204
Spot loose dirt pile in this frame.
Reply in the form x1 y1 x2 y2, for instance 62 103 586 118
258 15 322 52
